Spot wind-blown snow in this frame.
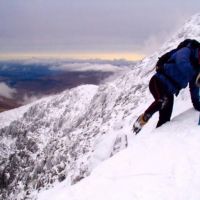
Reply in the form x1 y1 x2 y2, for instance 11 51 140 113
1 13 200 200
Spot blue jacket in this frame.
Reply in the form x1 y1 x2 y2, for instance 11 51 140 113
155 47 200 111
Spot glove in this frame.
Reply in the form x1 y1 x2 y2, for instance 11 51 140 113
195 73 200 87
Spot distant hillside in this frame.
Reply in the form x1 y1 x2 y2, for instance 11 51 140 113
0 96 20 112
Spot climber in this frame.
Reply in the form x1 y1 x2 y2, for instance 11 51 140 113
133 39 200 134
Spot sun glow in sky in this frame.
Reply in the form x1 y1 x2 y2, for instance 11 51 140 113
0 52 145 61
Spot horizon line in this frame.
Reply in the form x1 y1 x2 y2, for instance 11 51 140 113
0 52 145 61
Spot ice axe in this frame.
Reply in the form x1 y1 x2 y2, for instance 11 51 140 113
199 88 200 125
197 74 200 125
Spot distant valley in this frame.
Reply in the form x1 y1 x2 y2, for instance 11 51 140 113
0 59 134 112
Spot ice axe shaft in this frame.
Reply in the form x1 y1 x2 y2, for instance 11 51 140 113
199 88 200 125
199 114 200 125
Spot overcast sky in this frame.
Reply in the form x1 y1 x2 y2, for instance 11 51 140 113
0 0 200 60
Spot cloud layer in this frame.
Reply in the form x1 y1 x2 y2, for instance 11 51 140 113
0 0 199 56
0 82 16 98
50 63 129 72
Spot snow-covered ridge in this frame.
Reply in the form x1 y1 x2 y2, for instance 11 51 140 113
0 13 200 200
0 85 98 199
0 104 31 128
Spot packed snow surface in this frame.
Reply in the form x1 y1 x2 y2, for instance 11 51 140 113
38 107 200 200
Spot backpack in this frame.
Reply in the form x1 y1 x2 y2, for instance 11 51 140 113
156 39 200 73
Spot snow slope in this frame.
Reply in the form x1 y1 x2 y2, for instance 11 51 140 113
38 108 200 200
0 85 98 200
0 99 46 129
1 13 200 200
0 105 30 128
37 13 200 200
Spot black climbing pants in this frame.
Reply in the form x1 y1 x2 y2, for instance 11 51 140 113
144 75 174 127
